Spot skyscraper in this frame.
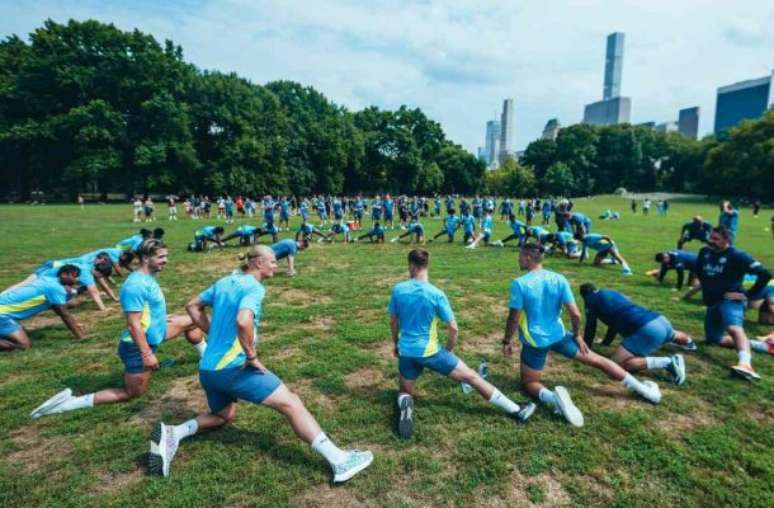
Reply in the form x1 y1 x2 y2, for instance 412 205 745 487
541 118 560 140
583 32 631 126
484 120 501 169
498 98 514 164
714 72 773 134
604 32 624 100
677 107 699 139
655 122 678 134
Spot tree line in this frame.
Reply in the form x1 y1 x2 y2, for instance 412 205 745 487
1 19 772 200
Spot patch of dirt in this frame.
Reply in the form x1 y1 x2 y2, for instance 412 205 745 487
89 467 144 498
459 332 502 356
297 316 336 333
480 471 572 508
653 395 714 433
344 367 387 390
269 288 332 307
270 346 302 361
129 374 208 425
9 427 74 474
293 483 377 508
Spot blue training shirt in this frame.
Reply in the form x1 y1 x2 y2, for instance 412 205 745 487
0 276 69 320
695 246 763 306
388 280 454 358
272 239 298 260
583 289 659 337
199 272 265 371
509 269 574 348
119 271 167 346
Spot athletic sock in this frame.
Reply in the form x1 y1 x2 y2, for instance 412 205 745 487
172 419 199 441
538 388 558 407
488 388 521 413
194 341 207 356
645 357 671 370
311 432 349 466
397 392 411 406
750 340 767 353
738 350 752 365
54 393 94 413
622 373 646 393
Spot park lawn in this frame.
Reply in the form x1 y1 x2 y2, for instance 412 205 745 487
0 195 772 508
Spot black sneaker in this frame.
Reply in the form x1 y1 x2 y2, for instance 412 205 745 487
398 395 414 439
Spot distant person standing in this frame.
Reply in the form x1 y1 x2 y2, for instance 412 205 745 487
630 199 637 214
642 198 651 216
133 197 143 223
718 201 739 244
144 197 155 222
167 195 178 221
77 194 85 210
752 200 760 218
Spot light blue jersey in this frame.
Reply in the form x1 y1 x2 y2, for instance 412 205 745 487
481 216 493 233
116 234 144 252
0 276 69 320
40 260 95 288
272 239 297 260
388 280 455 358
199 272 265 371
462 215 475 234
79 248 121 264
119 271 167 346
508 269 574 348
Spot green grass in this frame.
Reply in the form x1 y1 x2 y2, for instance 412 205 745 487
0 196 772 508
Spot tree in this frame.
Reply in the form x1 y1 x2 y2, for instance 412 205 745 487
543 162 575 196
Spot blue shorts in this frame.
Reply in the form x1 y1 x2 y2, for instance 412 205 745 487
199 367 282 413
118 340 159 374
520 333 579 371
482 230 491 241
565 242 578 254
399 349 460 380
385 212 393 220
749 285 774 301
0 315 21 336
704 300 745 344
594 244 615 256
622 316 674 356
280 212 289 221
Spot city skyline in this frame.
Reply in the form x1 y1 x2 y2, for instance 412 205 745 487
1 1 773 153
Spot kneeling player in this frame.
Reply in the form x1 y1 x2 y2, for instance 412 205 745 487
390 217 425 244
31 240 206 418
296 219 326 242
390 249 535 439
466 210 493 249
543 232 580 258
493 214 526 247
577 232 632 275
189 226 224 251
429 209 460 243
147 246 373 482
221 225 259 246
580 284 693 384
355 222 385 243
322 222 351 243
272 238 308 276
648 250 697 290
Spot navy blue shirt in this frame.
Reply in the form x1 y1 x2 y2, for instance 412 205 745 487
668 250 697 271
682 221 711 240
695 246 769 306
584 289 659 337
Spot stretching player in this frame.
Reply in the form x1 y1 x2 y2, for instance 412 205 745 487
466 210 493 249
296 219 326 242
567 211 592 235
493 215 526 247
323 222 351 243
694 226 772 380
255 221 279 244
355 222 386 243
677 216 711 249
390 217 425 244
391 249 535 439
543 232 580 258
648 250 697 290
577 232 633 275
221 225 259 246
31 240 206 418
272 238 308 276
429 209 460 243
580 284 692 384
501 244 662 428
147 245 373 481
1 265 85 351
525 225 551 245
189 226 225 251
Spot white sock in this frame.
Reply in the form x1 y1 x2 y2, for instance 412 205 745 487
538 388 558 407
172 419 199 441
488 388 521 413
55 393 94 413
397 392 411 406
622 373 646 393
750 340 767 353
194 341 207 356
311 432 348 466
738 350 752 365
622 262 631 271
645 357 671 370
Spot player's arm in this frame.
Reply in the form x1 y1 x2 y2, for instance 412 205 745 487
502 308 519 357
601 326 618 346
85 284 107 311
579 243 588 262
186 296 211 334
126 311 158 370
444 320 458 351
675 266 685 290
112 262 124 278
582 311 597 346
237 308 266 372
744 262 772 300
565 302 587 354
96 276 118 302
657 262 669 283
52 304 86 340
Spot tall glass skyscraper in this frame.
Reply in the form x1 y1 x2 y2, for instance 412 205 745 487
484 120 501 169
604 32 624 100
498 99 514 165
678 107 699 139
714 72 773 134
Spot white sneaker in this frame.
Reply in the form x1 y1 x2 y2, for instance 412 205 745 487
332 450 374 483
390 237 399 243
639 380 662 404
30 388 72 419
553 386 584 427
493 240 504 247
149 422 180 477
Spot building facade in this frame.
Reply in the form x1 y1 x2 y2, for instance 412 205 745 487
604 32 624 100
714 72 773 134
583 97 631 125
677 107 699 139
498 99 514 164
484 120 501 169
541 118 560 140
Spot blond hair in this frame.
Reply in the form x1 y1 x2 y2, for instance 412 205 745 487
238 245 274 271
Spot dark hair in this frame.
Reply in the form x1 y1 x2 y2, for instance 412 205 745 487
520 242 544 261
153 228 165 239
573 231 583 241
580 283 596 298
138 239 167 260
449 209 456 215
94 260 113 278
655 253 665 263
119 251 135 267
57 264 81 277
408 248 430 269
140 228 153 239
712 225 731 241
215 226 225 234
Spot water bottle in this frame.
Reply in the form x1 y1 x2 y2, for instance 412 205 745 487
461 360 488 394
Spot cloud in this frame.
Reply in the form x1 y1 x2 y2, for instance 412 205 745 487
1 0 773 152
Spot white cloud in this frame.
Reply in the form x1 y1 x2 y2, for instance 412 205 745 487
1 0 773 152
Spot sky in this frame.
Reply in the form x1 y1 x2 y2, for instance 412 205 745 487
1 0 773 153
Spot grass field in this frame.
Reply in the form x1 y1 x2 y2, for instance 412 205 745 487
0 196 772 508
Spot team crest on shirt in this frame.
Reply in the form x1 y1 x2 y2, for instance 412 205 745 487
719 257 727 264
